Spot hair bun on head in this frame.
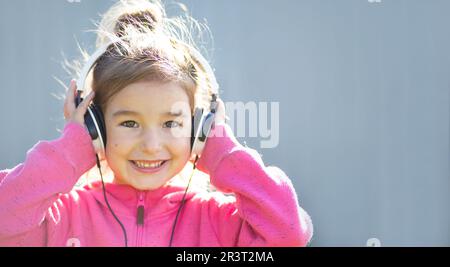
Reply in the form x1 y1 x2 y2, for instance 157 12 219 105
87 0 217 113
96 0 165 47
115 10 160 36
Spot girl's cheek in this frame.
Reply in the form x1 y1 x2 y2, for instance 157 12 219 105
111 139 134 152
107 132 134 153
109 129 135 144
171 136 191 154
167 124 188 138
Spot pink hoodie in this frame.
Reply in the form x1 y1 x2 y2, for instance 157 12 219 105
0 122 313 247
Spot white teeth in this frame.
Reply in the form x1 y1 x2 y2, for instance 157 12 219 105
133 160 164 169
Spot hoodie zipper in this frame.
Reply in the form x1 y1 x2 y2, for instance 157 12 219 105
136 192 146 247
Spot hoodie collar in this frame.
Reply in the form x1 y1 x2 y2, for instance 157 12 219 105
85 180 197 218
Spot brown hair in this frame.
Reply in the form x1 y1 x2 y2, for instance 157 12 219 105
86 0 213 114
68 0 216 190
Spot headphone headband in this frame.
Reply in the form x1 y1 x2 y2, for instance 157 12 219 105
76 36 219 161
76 37 121 92
76 37 219 98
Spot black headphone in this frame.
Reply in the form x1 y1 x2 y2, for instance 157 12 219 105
74 39 219 160
74 39 220 247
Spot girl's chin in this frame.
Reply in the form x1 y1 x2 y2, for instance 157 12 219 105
122 161 173 190
113 176 167 190
131 183 161 191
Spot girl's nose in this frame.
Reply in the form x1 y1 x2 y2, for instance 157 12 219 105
140 129 163 154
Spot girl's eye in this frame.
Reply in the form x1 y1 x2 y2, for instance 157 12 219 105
163 121 182 128
120 121 139 128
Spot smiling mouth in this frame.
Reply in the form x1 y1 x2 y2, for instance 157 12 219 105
130 160 168 169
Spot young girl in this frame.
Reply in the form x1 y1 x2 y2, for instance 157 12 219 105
0 0 312 247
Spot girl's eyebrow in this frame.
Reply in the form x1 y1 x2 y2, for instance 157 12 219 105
163 110 184 117
112 110 184 117
112 110 141 118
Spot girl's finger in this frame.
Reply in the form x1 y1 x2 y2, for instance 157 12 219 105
74 91 95 121
72 80 79 98
64 80 77 118
77 91 95 111
214 98 226 124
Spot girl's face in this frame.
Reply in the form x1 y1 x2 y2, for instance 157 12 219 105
103 80 192 191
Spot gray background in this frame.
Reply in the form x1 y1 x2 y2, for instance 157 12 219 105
0 0 448 246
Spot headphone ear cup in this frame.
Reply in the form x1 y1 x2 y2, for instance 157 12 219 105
191 108 204 151
191 108 215 158
84 104 107 157
75 91 107 157
90 103 107 146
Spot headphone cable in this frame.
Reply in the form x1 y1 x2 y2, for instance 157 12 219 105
96 154 128 247
96 154 198 247
168 155 199 247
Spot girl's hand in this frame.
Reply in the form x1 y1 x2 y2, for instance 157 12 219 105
214 98 227 126
63 80 95 128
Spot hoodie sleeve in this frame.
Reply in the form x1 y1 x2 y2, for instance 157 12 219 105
0 122 96 246
196 123 313 247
